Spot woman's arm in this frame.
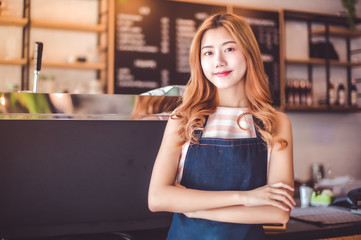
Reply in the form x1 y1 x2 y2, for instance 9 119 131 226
148 117 242 213
185 205 290 224
148 113 294 215
183 112 295 224
266 112 295 220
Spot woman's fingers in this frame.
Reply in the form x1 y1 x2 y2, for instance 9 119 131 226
268 187 296 207
268 192 295 210
270 182 294 192
267 183 296 210
244 183 296 210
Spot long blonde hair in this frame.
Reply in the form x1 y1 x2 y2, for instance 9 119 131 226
172 13 286 148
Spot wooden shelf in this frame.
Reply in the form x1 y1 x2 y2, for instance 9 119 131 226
30 61 106 70
285 104 361 112
0 58 27 65
311 26 361 38
31 20 106 33
286 58 361 67
0 16 28 27
350 61 361 67
286 58 326 65
284 11 361 112
284 105 328 111
329 105 361 112
42 61 106 70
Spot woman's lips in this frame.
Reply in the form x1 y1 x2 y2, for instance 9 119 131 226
215 71 232 77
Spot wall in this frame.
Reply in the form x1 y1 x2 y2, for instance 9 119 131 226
1 0 361 182
289 112 361 181
2 0 361 92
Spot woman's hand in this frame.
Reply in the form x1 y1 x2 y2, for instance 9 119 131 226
241 182 295 211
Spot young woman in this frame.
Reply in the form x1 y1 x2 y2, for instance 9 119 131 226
148 13 295 239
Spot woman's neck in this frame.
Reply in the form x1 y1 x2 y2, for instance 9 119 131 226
218 98 249 108
217 82 249 108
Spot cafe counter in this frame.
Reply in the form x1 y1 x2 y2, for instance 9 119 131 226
1 92 360 240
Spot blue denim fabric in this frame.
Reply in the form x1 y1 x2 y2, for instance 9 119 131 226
167 120 268 240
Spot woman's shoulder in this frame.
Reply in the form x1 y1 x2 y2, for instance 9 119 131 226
167 111 183 128
274 110 289 120
160 113 184 147
274 111 292 136
275 111 291 125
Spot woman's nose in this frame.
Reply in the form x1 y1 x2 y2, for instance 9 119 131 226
215 53 226 68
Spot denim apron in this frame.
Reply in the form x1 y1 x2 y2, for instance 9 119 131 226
167 117 268 240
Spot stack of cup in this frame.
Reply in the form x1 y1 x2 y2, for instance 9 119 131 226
300 184 313 208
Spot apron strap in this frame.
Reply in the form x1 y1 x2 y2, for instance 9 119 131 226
253 117 264 140
194 115 209 139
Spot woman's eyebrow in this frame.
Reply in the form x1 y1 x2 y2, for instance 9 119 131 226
201 41 237 50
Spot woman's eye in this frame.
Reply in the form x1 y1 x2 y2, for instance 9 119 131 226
204 51 212 56
225 47 234 52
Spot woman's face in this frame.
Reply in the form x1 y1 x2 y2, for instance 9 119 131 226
200 27 247 91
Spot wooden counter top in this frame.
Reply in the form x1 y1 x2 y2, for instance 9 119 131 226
266 219 361 240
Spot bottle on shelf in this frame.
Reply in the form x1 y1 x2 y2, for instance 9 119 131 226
306 81 313 106
337 83 346 106
299 80 307 105
286 80 294 105
329 81 337 105
350 79 358 107
293 80 300 105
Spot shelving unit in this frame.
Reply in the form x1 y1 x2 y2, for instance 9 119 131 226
30 61 106 70
284 104 328 112
286 58 329 65
31 20 107 33
0 0 30 91
286 58 361 67
0 0 112 93
283 10 361 112
0 16 28 26
311 26 361 38
284 103 360 112
28 0 111 92
0 58 27 65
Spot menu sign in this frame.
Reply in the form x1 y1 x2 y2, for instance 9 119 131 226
114 1 281 106
114 0 226 94
233 8 281 106
115 0 171 94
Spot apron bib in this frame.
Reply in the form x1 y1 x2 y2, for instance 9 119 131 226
167 118 268 240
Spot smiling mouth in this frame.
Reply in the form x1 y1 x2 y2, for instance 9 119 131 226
215 71 232 77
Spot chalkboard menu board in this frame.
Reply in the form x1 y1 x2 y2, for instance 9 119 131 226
233 8 281 106
114 1 281 106
114 0 226 94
